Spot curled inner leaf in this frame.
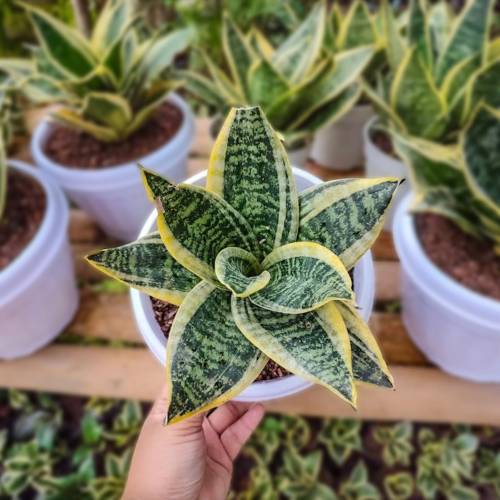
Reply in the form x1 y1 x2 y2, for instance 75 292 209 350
215 247 270 298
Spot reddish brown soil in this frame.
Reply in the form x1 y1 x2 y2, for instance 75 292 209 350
0 169 46 270
44 101 183 169
371 128 398 158
150 297 290 381
416 213 500 300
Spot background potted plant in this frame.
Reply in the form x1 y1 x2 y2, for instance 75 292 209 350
310 0 404 171
182 1 374 167
0 76 78 359
394 104 500 382
1 0 194 241
87 106 400 423
363 0 496 228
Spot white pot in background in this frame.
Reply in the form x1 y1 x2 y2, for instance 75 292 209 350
394 194 500 382
131 168 375 402
31 93 194 241
311 104 373 170
363 117 409 231
0 160 78 359
286 142 312 168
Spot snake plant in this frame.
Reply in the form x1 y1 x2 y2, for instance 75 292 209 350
0 0 191 142
87 106 399 423
365 0 498 143
183 1 375 148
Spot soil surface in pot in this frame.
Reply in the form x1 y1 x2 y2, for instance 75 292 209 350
416 213 500 300
151 298 290 381
44 102 183 169
370 129 399 159
0 169 46 271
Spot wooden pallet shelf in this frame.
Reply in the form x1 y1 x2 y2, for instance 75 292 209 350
2 116 500 425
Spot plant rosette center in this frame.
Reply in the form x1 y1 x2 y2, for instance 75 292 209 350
87 106 400 424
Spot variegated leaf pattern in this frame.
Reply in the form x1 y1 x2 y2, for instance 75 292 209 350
271 1 326 84
207 107 299 256
337 303 393 388
468 58 500 111
337 0 377 50
232 298 356 405
298 178 400 270
166 282 268 423
141 168 260 284
249 242 353 314
408 0 432 66
85 233 200 305
390 48 445 139
462 106 500 217
435 0 492 84
215 247 270 298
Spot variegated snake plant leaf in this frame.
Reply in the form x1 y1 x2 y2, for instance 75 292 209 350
87 107 400 423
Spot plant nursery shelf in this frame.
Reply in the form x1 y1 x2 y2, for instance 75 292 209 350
3 117 499 426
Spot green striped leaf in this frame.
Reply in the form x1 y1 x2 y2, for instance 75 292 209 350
408 0 432 66
488 38 500 62
272 1 326 84
202 52 243 104
91 0 134 55
207 107 299 256
337 0 377 50
378 0 406 71
180 70 226 110
337 303 393 388
428 1 454 55
22 75 68 103
468 58 500 111
248 59 289 110
462 106 500 217
166 282 267 423
85 232 200 305
51 108 119 142
435 0 492 84
215 247 270 298
141 168 259 285
289 45 374 131
25 5 96 78
291 84 361 134
298 178 400 271
82 92 132 134
222 15 255 95
390 48 446 139
249 242 353 314
232 298 356 405
0 59 33 79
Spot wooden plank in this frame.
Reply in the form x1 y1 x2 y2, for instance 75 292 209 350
372 230 397 261
374 261 400 302
305 161 364 181
191 117 214 158
69 210 104 243
0 347 499 425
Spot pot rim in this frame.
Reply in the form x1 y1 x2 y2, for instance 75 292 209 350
31 93 194 191
393 193 500 328
130 167 376 401
0 160 69 300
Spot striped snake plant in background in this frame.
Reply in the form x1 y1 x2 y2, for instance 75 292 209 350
365 0 500 251
0 0 191 142
182 1 376 149
87 107 400 423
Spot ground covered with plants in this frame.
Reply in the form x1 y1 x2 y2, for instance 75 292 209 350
1 388 500 500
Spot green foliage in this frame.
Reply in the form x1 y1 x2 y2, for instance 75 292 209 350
183 4 375 147
384 472 414 500
339 460 381 500
318 418 362 465
1 0 191 142
88 106 399 424
373 422 414 467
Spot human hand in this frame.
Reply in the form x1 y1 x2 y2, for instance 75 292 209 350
122 386 265 500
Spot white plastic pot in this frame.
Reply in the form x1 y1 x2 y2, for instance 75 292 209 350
286 142 312 168
131 168 375 402
311 104 374 170
394 194 500 382
31 93 194 241
0 160 78 359
363 117 409 231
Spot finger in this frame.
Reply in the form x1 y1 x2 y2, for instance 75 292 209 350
221 403 265 460
207 401 250 434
